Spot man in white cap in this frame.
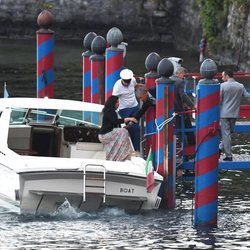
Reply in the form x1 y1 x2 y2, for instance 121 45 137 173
112 68 140 151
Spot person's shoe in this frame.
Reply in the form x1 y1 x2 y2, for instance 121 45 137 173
223 157 232 161
219 149 222 157
129 151 142 158
183 170 194 177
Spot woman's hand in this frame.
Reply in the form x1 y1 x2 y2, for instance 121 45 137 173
124 117 138 123
130 117 138 123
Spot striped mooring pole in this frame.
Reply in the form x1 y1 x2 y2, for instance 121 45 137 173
195 59 220 227
36 10 54 98
90 36 106 105
82 32 97 103
156 58 175 208
105 27 124 101
144 52 161 168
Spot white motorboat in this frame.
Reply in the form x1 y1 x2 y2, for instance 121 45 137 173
0 97 163 215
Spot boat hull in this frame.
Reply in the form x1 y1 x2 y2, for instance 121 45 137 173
19 169 162 215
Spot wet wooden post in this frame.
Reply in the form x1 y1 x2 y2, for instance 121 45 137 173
36 10 54 98
82 32 97 103
195 58 220 227
105 27 124 101
155 58 175 208
144 52 161 167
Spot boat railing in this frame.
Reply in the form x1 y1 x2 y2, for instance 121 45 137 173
174 109 196 166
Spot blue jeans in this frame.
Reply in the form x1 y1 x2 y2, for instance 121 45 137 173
119 106 140 151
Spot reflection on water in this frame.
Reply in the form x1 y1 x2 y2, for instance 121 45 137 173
0 39 250 249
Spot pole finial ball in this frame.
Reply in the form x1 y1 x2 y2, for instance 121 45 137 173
200 58 218 79
145 52 161 72
106 27 123 47
84 32 97 50
37 10 53 29
157 58 174 78
91 36 106 55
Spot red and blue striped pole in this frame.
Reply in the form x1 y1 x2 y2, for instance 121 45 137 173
90 36 106 124
82 32 97 103
156 58 175 208
90 36 106 105
105 27 124 101
144 52 161 168
36 10 54 98
195 59 220 227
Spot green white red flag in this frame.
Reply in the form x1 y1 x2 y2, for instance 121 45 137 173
145 148 154 193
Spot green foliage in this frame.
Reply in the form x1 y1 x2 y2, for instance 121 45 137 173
197 0 225 47
36 0 54 10
225 0 250 6
197 0 249 48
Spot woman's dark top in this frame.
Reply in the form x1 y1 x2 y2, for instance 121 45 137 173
99 108 125 135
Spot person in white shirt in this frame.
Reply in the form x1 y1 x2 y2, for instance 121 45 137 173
112 69 140 151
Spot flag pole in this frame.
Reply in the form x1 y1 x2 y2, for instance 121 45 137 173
4 82 9 98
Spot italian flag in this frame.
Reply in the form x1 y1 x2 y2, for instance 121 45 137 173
145 148 155 193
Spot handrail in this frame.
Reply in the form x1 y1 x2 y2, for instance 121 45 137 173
175 109 196 115
185 72 250 80
239 105 250 118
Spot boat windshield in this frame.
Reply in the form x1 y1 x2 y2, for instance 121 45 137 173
10 108 102 128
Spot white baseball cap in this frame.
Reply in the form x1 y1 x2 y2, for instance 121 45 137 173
120 69 133 80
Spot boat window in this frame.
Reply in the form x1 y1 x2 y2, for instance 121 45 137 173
10 108 57 124
57 110 101 128
10 108 102 128
10 108 29 124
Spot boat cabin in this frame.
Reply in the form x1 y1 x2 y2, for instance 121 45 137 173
0 98 106 160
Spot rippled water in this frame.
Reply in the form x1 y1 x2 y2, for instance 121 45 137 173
0 39 250 249
0 170 249 250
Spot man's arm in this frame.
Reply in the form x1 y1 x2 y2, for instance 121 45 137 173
242 87 250 98
134 99 153 120
112 80 122 96
179 83 194 108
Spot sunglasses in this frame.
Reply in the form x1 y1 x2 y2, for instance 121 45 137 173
123 79 131 84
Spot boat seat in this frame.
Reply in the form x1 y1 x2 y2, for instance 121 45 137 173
69 142 106 159
63 126 100 143
8 125 36 155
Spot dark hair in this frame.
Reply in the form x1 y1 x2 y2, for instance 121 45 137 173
175 66 187 75
103 95 118 112
223 69 234 78
135 85 147 97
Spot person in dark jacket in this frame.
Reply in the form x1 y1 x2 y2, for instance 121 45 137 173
134 84 156 120
171 67 196 145
98 95 137 161
135 67 195 146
